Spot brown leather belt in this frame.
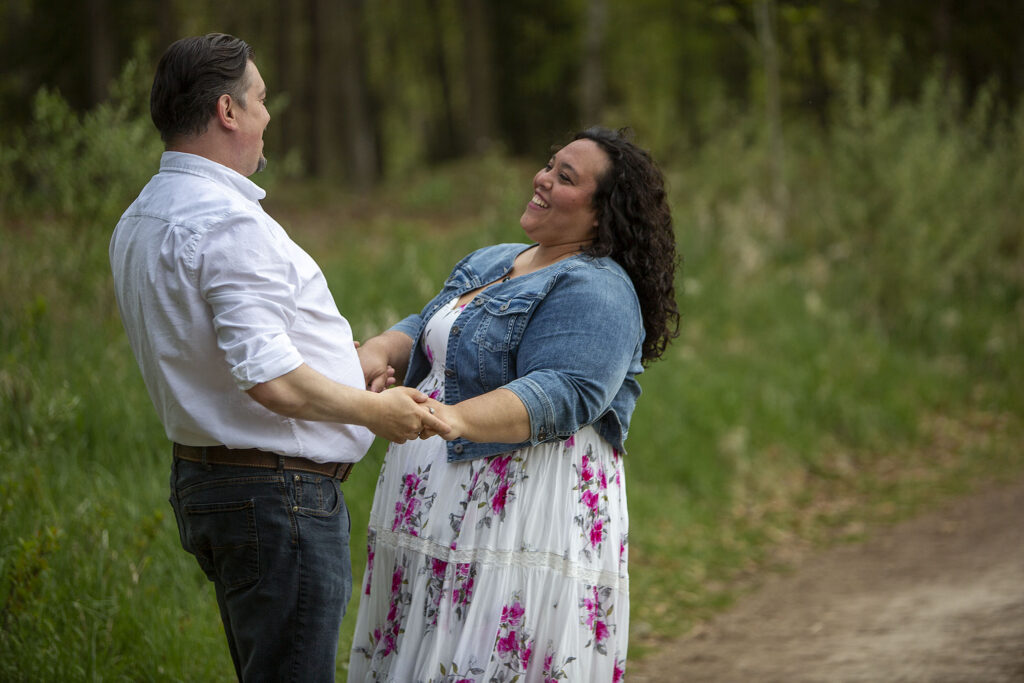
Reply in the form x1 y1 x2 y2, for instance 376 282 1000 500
173 443 354 482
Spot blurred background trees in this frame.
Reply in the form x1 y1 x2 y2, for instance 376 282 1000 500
2 3 1023 676
2 0 1021 185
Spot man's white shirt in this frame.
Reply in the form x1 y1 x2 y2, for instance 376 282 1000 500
110 152 373 463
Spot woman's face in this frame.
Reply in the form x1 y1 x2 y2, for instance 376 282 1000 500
520 139 610 249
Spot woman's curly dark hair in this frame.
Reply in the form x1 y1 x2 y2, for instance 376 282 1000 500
573 127 680 365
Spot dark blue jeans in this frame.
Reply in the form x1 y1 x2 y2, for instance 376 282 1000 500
169 457 353 682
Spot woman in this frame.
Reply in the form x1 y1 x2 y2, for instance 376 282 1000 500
349 127 679 682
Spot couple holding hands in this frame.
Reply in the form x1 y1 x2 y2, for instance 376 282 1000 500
111 33 678 682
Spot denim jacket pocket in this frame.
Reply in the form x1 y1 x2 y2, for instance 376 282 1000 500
472 295 538 390
474 295 537 351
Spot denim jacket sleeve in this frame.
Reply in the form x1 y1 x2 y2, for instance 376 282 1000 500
502 264 644 446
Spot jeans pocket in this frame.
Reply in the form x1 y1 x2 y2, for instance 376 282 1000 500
183 499 260 588
292 475 342 517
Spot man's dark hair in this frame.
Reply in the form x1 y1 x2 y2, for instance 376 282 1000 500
150 33 254 145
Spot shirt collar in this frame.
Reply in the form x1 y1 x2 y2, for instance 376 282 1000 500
159 151 267 202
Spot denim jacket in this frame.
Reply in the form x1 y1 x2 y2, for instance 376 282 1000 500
392 243 645 462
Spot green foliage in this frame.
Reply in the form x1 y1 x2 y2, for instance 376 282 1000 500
0 52 162 226
1 52 1022 678
803 64 1024 350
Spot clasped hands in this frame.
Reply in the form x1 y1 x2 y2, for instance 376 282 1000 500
356 339 461 444
371 386 460 444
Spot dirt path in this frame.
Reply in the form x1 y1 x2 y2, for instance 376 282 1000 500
628 478 1024 682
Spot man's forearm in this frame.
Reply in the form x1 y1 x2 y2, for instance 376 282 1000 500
246 363 447 443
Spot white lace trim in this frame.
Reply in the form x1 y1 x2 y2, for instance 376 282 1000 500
372 526 629 593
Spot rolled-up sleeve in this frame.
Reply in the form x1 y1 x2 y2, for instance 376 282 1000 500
193 216 304 390
502 269 643 444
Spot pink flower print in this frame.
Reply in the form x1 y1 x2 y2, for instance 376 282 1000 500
579 584 615 655
470 453 526 530
380 565 409 657
364 541 375 595
426 344 435 363
491 593 535 679
489 454 512 478
431 557 447 578
613 659 625 683
392 466 435 534
501 600 525 627
496 632 518 657
580 454 594 482
542 648 574 681
581 488 599 511
589 519 605 548
520 643 533 670
598 467 608 490
491 482 510 514
564 434 575 450
451 562 476 620
428 388 441 400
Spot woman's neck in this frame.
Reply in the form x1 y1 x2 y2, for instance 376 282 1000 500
517 241 590 274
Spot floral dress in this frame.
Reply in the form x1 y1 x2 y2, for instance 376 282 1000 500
348 297 629 683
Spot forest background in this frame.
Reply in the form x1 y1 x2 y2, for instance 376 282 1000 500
1 0 1023 680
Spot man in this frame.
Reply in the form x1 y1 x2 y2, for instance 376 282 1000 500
109 33 447 681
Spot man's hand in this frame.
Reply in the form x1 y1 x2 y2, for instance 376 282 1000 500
371 387 450 443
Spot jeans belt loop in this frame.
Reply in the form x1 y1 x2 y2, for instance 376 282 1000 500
201 445 210 470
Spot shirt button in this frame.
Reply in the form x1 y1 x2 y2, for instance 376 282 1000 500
451 324 460 334
539 431 547 439
292 505 298 512
294 474 300 481
445 368 456 378
500 303 509 311
453 444 464 454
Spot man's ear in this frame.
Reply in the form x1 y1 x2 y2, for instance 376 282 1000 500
215 93 238 131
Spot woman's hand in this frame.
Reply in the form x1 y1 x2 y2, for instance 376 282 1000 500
417 399 465 441
356 340 397 392
355 331 414 392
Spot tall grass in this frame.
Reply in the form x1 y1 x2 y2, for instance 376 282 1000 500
1 61 1022 679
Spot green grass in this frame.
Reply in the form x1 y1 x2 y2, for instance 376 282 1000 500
2 82 1023 678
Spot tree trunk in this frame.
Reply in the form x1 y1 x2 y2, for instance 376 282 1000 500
754 0 788 228
85 0 114 105
308 0 344 178
338 0 378 187
580 0 608 126
460 0 496 153
426 0 459 159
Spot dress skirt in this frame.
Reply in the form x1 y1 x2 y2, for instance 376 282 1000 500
347 426 629 683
